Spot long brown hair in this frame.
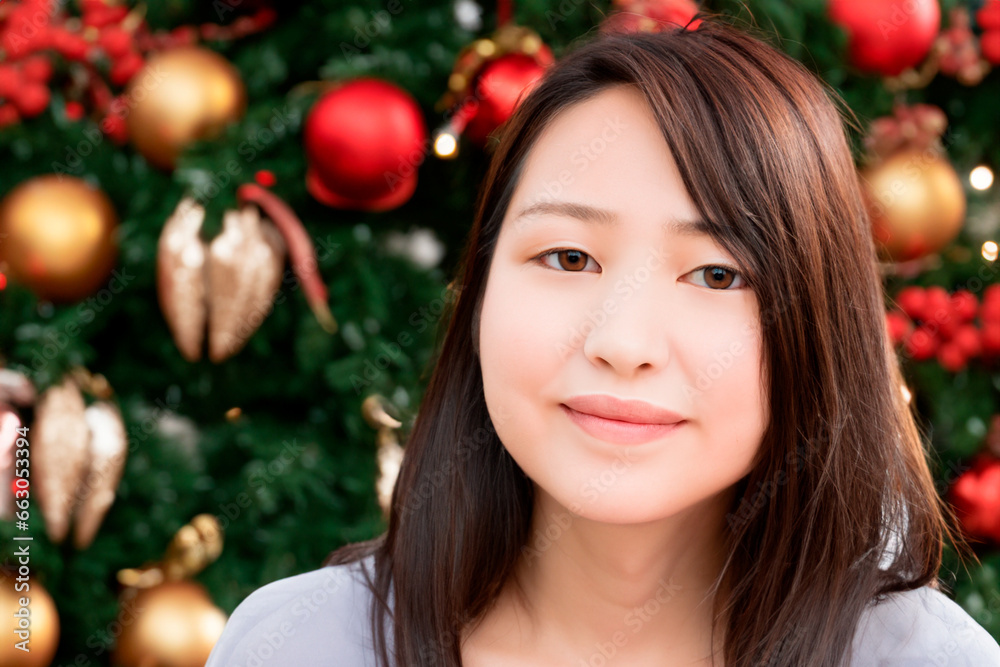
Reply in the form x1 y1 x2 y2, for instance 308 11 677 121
326 16 972 667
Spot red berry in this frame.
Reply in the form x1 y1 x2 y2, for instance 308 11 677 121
64 101 85 121
256 9 279 28
169 26 198 46
925 286 951 320
100 113 128 144
80 0 110 12
20 56 53 84
83 6 129 29
984 283 1000 304
255 170 277 187
110 52 145 87
982 30 1000 66
950 290 979 322
886 310 913 345
954 324 982 358
982 299 1000 324
10 477 27 496
904 326 938 361
50 28 91 61
982 323 1000 357
977 1 1000 31
0 65 20 99
98 27 133 59
937 342 968 372
0 104 20 128
13 83 50 117
939 316 960 341
896 286 927 321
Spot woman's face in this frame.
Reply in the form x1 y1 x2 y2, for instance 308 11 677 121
478 85 768 524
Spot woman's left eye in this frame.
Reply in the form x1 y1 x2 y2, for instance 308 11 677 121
534 249 601 273
687 265 746 290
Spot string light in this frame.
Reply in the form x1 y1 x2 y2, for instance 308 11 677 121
901 384 912 404
434 129 458 158
983 241 998 262
970 165 994 191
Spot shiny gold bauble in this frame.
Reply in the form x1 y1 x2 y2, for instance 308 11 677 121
126 46 246 169
0 175 119 303
0 575 60 667
113 580 228 667
861 148 967 262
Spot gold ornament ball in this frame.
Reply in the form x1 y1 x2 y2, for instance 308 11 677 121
0 576 60 667
0 175 119 303
861 148 967 262
126 46 246 170
113 580 228 667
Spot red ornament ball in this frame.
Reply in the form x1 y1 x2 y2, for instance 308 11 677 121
303 78 427 212
464 54 547 146
828 0 941 76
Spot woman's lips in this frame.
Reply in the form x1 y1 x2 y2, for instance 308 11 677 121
560 404 686 445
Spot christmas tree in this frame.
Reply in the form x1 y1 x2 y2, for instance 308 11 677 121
0 0 999 664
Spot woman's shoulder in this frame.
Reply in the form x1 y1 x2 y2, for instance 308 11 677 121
850 584 1000 666
205 553 383 667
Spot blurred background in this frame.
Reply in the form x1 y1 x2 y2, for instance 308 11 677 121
0 0 998 665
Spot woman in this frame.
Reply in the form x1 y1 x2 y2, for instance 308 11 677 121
205 17 1000 667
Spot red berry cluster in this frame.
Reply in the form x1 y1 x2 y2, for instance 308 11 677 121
977 0 1000 65
0 0 276 130
887 285 1000 372
864 104 946 160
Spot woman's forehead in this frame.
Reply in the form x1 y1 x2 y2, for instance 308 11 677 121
509 91 701 234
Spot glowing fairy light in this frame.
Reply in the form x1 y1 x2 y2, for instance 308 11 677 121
434 130 458 158
983 241 998 262
970 165 994 191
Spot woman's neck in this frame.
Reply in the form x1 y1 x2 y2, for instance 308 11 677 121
463 487 733 665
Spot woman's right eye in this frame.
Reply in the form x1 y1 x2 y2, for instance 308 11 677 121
533 248 601 273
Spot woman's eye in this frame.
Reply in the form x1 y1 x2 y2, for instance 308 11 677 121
535 249 601 273
687 265 746 290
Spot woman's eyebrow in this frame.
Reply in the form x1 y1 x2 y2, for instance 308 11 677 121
511 200 711 237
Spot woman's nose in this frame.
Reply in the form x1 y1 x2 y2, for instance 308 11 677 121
580 280 672 378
